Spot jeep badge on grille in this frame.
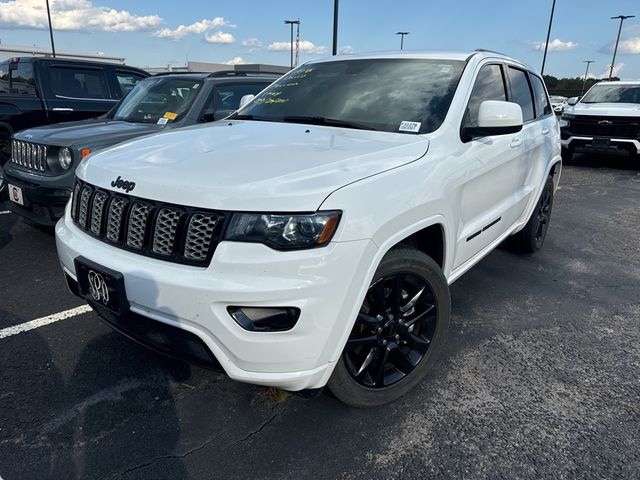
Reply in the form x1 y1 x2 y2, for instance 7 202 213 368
111 176 136 193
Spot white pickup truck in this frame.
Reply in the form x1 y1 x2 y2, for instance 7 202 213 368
560 81 640 161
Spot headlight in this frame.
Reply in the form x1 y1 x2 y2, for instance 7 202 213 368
58 147 73 170
225 211 341 250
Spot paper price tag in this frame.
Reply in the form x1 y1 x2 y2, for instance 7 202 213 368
157 117 169 125
399 121 421 133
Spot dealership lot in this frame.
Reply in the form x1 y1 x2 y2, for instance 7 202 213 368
0 155 639 479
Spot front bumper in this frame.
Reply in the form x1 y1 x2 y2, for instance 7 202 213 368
4 170 70 226
56 209 376 391
560 134 640 155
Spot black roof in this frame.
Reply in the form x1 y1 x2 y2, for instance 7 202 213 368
5 55 138 68
152 70 282 81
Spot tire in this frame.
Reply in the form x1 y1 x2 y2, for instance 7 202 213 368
509 175 554 253
328 245 451 408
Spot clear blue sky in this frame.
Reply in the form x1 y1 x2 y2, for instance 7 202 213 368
1 0 639 78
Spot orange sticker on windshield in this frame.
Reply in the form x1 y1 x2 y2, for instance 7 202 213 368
163 112 178 120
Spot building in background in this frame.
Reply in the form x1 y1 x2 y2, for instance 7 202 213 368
0 44 288 75
144 61 289 75
0 43 124 64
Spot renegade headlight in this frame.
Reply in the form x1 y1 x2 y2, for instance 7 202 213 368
58 147 73 170
225 211 341 250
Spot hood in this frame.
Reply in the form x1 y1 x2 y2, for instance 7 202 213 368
569 102 640 117
77 120 430 212
14 120 164 149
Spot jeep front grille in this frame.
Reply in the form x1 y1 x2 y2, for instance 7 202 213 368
71 179 224 267
10 140 48 173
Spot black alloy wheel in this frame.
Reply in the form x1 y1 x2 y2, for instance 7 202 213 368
508 175 555 253
328 246 450 408
343 273 437 388
535 179 553 247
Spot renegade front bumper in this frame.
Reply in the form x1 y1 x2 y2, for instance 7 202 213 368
55 208 376 391
4 170 71 227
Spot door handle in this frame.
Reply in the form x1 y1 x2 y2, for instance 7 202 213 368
52 108 75 112
510 138 522 148
542 128 550 135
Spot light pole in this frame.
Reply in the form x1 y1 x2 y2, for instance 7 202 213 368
45 0 56 57
332 0 339 55
540 0 556 76
284 19 300 70
609 15 635 80
581 60 594 95
396 32 409 50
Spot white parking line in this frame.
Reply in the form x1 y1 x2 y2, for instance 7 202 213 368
0 210 11 215
0 305 92 340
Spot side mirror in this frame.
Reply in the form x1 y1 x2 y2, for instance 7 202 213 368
567 97 579 106
464 100 523 139
239 94 255 109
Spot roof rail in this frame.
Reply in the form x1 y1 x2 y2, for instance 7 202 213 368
152 71 208 77
207 70 283 78
474 48 507 56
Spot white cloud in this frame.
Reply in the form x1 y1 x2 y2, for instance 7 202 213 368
0 0 161 32
223 56 245 65
153 17 231 40
531 38 578 51
340 45 354 54
268 40 327 55
618 37 640 54
204 31 235 44
600 63 625 78
242 38 262 48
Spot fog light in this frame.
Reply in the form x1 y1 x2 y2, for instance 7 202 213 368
228 306 300 332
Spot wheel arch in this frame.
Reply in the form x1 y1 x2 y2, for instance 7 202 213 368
548 158 562 191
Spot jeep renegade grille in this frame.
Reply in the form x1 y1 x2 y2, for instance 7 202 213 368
71 179 224 266
10 140 48 173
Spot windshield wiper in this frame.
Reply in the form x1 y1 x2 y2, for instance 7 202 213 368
282 115 375 131
230 113 278 122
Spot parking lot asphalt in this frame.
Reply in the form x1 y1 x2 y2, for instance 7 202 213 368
1 154 639 480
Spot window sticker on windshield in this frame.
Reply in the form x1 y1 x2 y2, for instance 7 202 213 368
163 112 177 120
399 121 421 133
157 117 169 125
193 83 200 89
439 64 453 74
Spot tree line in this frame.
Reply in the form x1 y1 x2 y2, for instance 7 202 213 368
543 74 620 98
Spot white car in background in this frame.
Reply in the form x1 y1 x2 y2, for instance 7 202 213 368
550 95 568 114
56 50 561 407
560 81 640 161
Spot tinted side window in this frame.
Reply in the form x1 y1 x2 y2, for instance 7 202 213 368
203 82 269 121
464 64 507 127
0 62 36 96
50 67 110 99
508 67 535 122
116 71 146 98
530 74 552 117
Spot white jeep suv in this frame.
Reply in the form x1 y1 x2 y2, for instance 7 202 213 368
56 51 561 407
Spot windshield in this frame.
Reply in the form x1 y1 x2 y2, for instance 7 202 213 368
581 84 640 104
231 58 466 134
110 77 203 124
